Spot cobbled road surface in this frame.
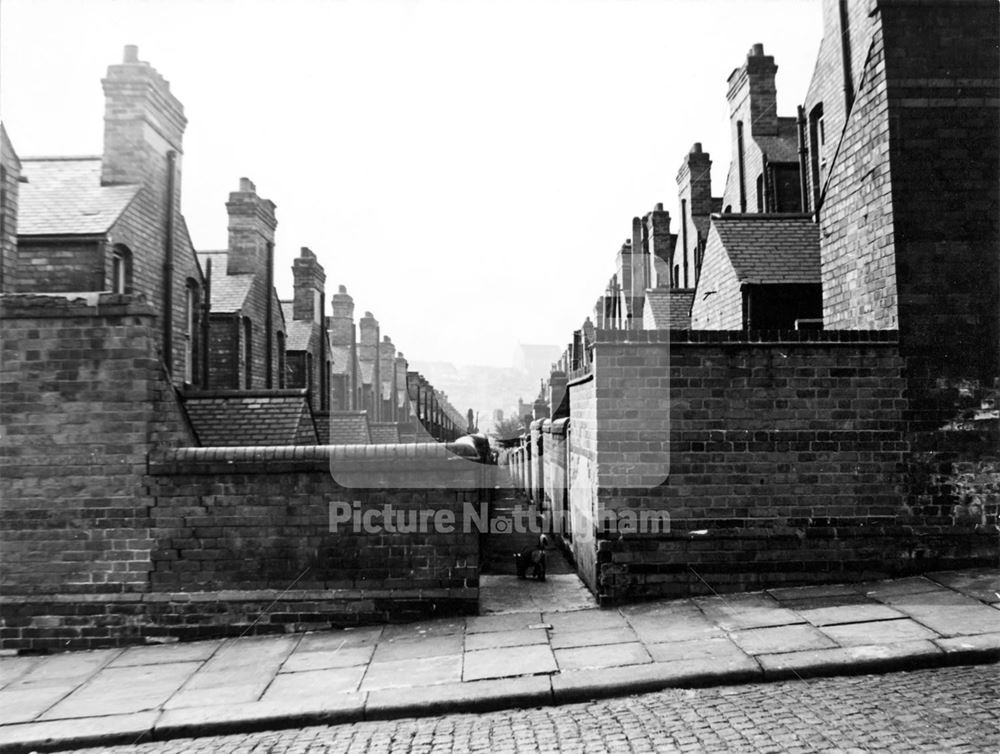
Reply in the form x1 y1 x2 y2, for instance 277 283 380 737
61 665 998 753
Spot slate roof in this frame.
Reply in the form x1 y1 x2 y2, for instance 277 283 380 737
18 157 140 236
644 289 695 330
182 391 318 447
369 423 400 444
329 411 371 444
286 321 315 352
280 301 295 324
710 215 820 285
754 118 800 164
198 250 254 312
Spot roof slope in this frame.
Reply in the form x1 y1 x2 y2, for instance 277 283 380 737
19 157 139 235
182 391 318 447
198 250 253 311
644 289 695 330
329 411 371 444
710 215 820 285
286 321 315 352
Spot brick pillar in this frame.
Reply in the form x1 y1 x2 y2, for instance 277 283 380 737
292 247 325 323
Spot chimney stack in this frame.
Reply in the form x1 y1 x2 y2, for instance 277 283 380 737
226 178 277 276
727 43 779 137
101 45 187 187
292 246 326 323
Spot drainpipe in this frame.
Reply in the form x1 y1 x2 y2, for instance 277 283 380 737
201 256 212 387
797 105 809 212
319 291 327 410
838 0 855 113
265 241 274 388
737 122 747 213
162 151 176 373
680 198 689 289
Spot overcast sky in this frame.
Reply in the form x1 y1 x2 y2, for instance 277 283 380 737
2 0 822 368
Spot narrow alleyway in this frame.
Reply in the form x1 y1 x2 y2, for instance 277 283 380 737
478 480 597 615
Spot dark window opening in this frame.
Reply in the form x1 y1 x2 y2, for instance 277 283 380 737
243 318 253 389
111 245 132 294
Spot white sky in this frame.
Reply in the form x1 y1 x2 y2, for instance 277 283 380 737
1 0 822 368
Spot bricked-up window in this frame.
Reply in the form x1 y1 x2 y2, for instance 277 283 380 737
184 281 197 384
243 318 253 389
809 103 825 209
111 245 132 294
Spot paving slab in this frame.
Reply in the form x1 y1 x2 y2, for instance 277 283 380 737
0 711 159 752
934 631 1000 661
854 576 944 598
625 606 726 644
465 629 548 651
381 619 465 640
360 654 462 691
645 637 749 665
371 633 463 662
543 609 628 632
794 602 904 626
162 668 272 709
200 635 297 672
108 640 221 667
9 648 120 686
821 618 940 647
465 612 544 634
925 569 1000 604
261 665 366 700
551 654 762 704
757 640 944 680
280 645 374 672
0 657 41 690
365 675 551 720
0 684 77 725
295 627 383 651
766 583 861 602
553 642 651 672
463 644 557 682
695 594 805 631
729 624 838 656
154 693 365 738
549 626 638 650
876 592 1000 637
41 661 201 720
479 575 597 614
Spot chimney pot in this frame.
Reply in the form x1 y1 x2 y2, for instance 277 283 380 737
338 284 347 294
750 43 764 56
239 177 255 193
654 202 664 211
123 45 139 63
692 142 703 154
364 311 374 318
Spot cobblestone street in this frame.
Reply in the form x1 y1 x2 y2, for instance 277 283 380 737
59 665 998 753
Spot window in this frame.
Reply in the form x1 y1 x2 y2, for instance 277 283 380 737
756 174 765 213
809 103 825 209
184 281 197 384
111 245 132 294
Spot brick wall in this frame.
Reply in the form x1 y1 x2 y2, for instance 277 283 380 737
0 127 18 292
0 294 191 602
565 329 997 603
567 373 599 593
12 239 103 291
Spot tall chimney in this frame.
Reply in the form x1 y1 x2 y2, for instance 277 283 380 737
328 284 355 346
226 177 277 276
292 246 325 323
101 45 187 187
727 43 779 138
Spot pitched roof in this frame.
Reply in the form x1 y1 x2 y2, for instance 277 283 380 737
182 391 318 447
18 157 140 235
329 411 371 444
753 118 800 164
710 215 820 284
369 423 400 444
286 320 315 352
280 301 294 324
199 250 254 312
644 288 695 330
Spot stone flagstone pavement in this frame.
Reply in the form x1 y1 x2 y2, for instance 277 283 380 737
0 568 997 752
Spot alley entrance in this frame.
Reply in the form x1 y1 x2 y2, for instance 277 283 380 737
478 480 596 614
